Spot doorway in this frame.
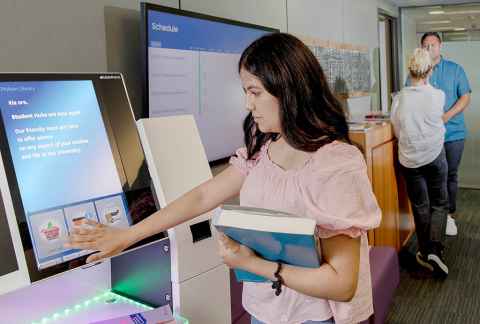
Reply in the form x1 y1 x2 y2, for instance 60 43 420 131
400 3 480 188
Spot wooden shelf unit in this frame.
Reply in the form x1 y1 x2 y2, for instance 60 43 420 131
349 122 414 250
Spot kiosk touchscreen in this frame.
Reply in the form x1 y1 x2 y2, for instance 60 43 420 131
0 74 161 287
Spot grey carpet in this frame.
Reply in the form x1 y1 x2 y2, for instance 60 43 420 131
386 189 480 324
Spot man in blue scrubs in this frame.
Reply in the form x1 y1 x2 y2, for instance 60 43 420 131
421 32 472 236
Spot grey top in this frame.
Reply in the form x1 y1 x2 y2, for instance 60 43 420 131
391 84 445 168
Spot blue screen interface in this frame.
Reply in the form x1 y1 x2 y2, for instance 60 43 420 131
0 80 131 269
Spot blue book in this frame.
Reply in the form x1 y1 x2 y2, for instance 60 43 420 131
213 205 321 282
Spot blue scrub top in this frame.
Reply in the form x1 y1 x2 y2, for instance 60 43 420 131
406 57 471 142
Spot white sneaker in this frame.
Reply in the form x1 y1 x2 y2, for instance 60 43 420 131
446 214 457 236
427 253 449 278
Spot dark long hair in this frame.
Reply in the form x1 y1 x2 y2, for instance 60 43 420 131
238 33 350 159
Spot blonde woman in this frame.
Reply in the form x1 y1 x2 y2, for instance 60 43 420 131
391 48 448 278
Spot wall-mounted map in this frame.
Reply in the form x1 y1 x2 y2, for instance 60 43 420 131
300 36 371 98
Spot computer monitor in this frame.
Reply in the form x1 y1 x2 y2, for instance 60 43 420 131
0 73 161 287
141 3 277 162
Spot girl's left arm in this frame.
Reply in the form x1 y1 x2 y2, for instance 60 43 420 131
219 233 360 302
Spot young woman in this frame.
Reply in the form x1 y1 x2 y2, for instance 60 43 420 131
391 48 448 278
68 33 380 324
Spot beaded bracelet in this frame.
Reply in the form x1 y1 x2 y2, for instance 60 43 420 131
271 262 284 296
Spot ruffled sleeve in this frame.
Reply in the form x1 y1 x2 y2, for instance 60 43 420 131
229 145 266 177
302 143 381 238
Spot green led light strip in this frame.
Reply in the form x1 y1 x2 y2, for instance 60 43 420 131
31 290 154 324
175 314 189 324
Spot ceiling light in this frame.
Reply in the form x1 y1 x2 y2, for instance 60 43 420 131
420 20 451 24
446 33 468 37
429 27 455 31
428 26 468 32
429 10 445 15
447 10 480 15
448 37 469 41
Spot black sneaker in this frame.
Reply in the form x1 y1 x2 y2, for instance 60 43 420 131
427 253 448 278
416 251 434 271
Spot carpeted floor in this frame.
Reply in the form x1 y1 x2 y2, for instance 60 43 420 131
386 189 480 324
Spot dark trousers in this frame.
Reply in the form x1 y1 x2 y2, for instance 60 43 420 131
401 150 448 255
445 140 465 214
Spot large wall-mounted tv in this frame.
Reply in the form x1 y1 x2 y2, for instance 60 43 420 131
141 3 278 162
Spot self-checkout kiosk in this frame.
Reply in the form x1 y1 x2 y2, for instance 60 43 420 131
137 116 231 324
0 73 230 324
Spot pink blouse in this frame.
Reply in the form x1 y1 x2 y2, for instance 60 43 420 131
229 140 381 324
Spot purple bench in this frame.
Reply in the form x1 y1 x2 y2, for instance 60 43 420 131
367 246 399 324
231 246 399 324
230 270 250 324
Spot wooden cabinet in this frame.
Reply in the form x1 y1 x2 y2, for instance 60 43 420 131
350 122 414 250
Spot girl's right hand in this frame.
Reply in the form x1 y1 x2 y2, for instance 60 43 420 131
65 219 133 263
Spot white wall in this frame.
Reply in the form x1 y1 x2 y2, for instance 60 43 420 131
378 20 389 112
343 0 379 49
181 0 286 31
287 0 378 62
0 0 386 118
287 0 343 42
183 0 380 51
378 0 399 17
400 9 419 85
442 41 480 188
287 0 379 115
0 0 177 118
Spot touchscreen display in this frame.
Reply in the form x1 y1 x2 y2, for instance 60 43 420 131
0 80 131 270
0 75 160 278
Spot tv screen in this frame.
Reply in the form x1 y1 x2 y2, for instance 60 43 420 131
141 3 277 162
0 73 161 283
